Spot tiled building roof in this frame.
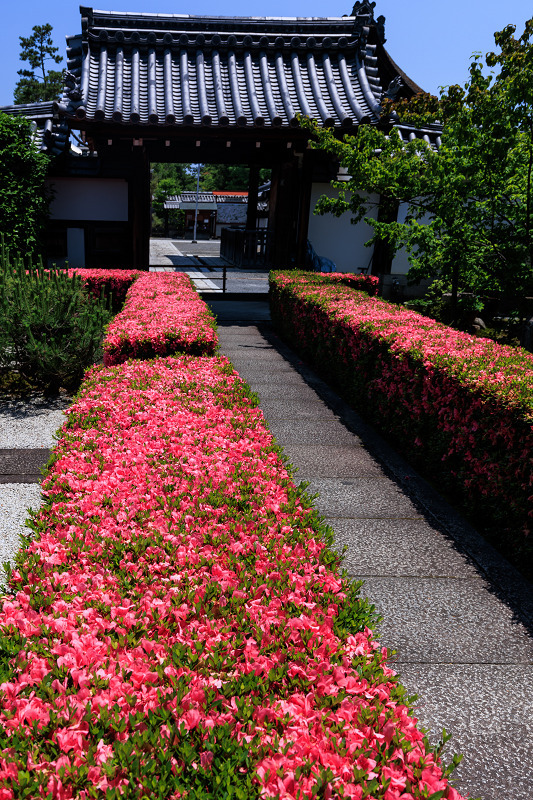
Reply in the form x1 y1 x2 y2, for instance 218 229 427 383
59 2 420 130
164 193 217 210
0 102 71 157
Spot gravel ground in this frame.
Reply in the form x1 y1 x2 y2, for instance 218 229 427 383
0 394 71 589
0 484 43 588
0 395 70 448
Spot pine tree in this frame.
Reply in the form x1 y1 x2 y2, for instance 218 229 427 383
14 24 64 104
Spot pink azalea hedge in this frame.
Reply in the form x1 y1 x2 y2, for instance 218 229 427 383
102 273 218 365
0 354 464 799
69 269 143 311
329 273 379 296
270 270 533 577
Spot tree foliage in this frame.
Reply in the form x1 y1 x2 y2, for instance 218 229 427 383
150 164 197 234
200 164 270 191
0 112 50 255
14 24 64 104
306 16 533 315
201 164 250 192
151 164 196 212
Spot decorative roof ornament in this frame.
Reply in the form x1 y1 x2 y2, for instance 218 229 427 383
352 2 386 44
383 76 403 102
379 76 403 121
376 15 386 44
351 1 376 17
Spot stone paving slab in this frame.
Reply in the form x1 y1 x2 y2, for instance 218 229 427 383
332 518 479 578
236 366 312 382
245 381 326 401
266 419 361 447
282 444 384 478
397 664 533 800
398 664 533 740
302 476 424 519
208 301 271 321
218 348 294 363
257 399 340 421
217 326 272 339
219 339 273 349
360 576 533 664
0 448 51 482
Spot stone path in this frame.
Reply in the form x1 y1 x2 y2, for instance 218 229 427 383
150 237 269 294
2 253 532 796
207 297 533 800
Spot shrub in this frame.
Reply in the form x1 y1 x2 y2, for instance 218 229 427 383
0 354 463 799
270 270 379 297
0 112 50 255
103 272 218 365
270 270 533 578
0 247 112 394
71 269 143 312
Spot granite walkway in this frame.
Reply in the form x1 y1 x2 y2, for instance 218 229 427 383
2 252 532 796
150 237 269 294
206 297 533 800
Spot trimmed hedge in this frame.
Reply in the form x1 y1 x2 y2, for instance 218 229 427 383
329 273 380 296
270 270 533 578
102 273 218 365
70 269 143 312
0 354 464 799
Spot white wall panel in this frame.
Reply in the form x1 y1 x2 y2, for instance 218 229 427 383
307 183 379 273
47 178 129 222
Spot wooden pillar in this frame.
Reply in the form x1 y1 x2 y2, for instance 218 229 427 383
295 150 313 268
371 196 399 276
269 158 299 268
246 163 260 230
129 145 151 269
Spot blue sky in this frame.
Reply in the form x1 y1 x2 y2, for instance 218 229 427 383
1 0 532 107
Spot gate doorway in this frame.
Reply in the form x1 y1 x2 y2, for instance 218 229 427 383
151 161 272 268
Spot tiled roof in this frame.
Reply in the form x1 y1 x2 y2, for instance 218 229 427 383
164 191 251 209
164 193 218 209
0 102 71 156
59 3 416 130
214 192 248 203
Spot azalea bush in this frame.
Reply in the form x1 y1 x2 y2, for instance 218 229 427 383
274 271 379 297
270 271 533 578
0 354 464 799
71 269 143 312
331 273 380 296
103 273 218 366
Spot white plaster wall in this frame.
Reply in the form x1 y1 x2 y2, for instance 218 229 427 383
391 202 413 275
307 183 379 273
47 178 128 221
390 203 435 276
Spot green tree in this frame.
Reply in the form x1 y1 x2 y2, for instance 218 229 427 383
151 164 196 211
200 164 270 192
150 163 196 234
0 112 50 255
14 24 64 104
201 164 250 192
306 16 533 320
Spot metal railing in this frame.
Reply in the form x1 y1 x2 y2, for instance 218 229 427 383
220 227 272 268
